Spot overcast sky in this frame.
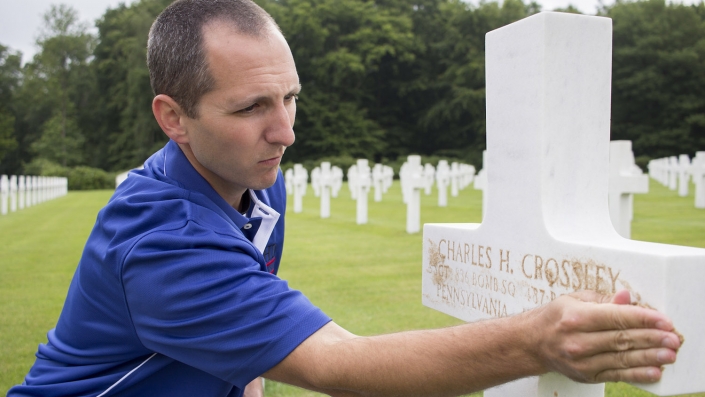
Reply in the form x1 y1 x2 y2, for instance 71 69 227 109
0 0 701 62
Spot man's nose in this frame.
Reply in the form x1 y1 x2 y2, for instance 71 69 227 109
265 103 296 147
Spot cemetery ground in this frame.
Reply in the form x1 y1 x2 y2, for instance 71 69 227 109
0 180 703 397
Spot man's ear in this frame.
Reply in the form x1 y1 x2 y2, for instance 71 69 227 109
152 94 190 144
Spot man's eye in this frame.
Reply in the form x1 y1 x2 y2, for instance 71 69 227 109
285 94 299 102
239 104 258 113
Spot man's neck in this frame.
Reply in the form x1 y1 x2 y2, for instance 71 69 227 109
177 142 248 211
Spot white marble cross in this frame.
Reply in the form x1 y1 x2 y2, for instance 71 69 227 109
423 163 435 195
318 162 333 218
32 176 39 206
292 164 308 214
9 175 17 212
436 160 450 207
405 155 426 234
284 168 294 195
372 163 385 202
24 176 33 208
353 159 371 224
473 151 488 220
400 161 411 204
331 166 343 199
677 154 691 197
347 164 358 200
450 162 460 197
456 164 472 191
608 141 648 239
649 158 669 187
311 166 322 198
383 165 394 193
692 151 705 209
668 156 678 191
18 175 25 210
1 175 8 215
422 12 705 397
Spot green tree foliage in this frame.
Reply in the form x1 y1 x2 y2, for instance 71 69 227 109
609 0 705 159
31 111 85 166
0 45 21 168
91 0 172 171
2 0 704 180
8 5 96 172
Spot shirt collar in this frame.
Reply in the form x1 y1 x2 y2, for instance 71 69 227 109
162 139 250 229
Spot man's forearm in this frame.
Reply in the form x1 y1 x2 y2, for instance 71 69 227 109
266 314 541 397
324 316 541 396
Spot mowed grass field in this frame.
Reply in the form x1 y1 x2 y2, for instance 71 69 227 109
1 178 704 396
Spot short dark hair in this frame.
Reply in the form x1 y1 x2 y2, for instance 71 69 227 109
147 0 280 118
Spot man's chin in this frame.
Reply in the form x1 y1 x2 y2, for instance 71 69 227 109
249 172 281 191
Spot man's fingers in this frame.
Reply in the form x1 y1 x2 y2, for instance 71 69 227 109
560 299 674 333
562 329 681 358
581 347 675 381
593 366 663 384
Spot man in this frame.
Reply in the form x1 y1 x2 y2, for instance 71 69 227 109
10 1 681 396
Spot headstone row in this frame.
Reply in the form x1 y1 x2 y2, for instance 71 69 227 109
648 152 705 209
285 157 477 234
0 175 69 216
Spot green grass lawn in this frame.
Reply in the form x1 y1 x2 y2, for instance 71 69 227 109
1 178 703 396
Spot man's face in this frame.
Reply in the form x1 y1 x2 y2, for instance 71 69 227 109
179 21 299 203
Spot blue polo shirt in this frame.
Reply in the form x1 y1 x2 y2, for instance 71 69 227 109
9 140 331 397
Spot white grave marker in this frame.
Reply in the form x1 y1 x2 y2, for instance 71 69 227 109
436 160 450 207
24 176 32 208
400 161 411 204
422 12 705 397
292 164 308 214
450 162 460 197
473 151 488 220
372 163 385 202
354 159 371 224
423 163 435 195
0 175 8 215
18 175 25 210
405 155 426 234
692 151 705 209
668 156 678 191
311 166 321 198
383 165 394 193
9 175 17 212
32 176 39 206
608 141 648 239
347 164 358 200
318 162 333 218
284 168 294 195
331 166 343 198
677 154 690 197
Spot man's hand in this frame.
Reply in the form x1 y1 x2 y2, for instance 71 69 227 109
243 377 264 397
531 290 681 384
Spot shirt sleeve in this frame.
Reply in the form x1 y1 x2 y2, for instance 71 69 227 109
121 218 331 388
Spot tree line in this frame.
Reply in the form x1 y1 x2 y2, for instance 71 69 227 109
0 0 703 180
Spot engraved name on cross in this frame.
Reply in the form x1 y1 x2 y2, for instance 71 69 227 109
421 12 705 397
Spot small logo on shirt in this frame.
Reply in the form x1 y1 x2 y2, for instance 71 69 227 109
263 243 278 274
